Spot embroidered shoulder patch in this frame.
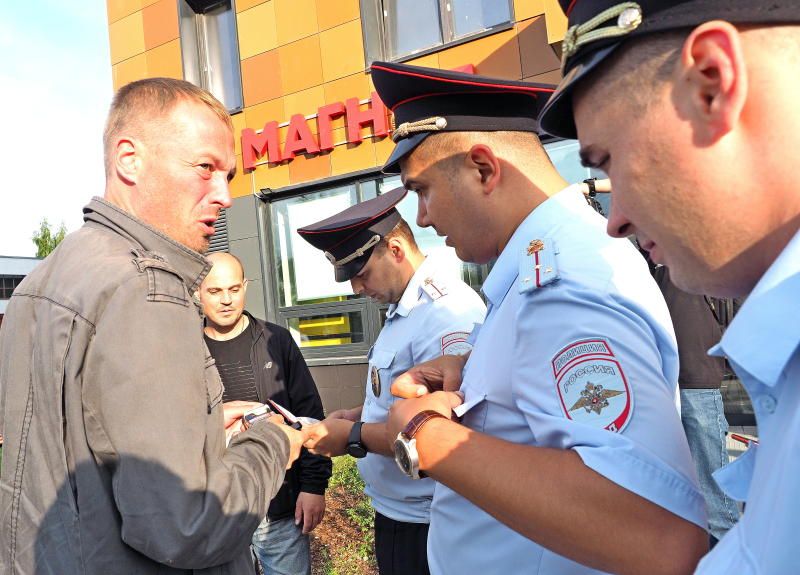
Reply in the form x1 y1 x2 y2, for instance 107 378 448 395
552 339 633 433
441 331 472 355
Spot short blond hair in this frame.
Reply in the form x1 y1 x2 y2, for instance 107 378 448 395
103 77 232 177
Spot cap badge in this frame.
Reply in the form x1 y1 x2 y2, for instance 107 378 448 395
561 2 643 70
392 116 448 143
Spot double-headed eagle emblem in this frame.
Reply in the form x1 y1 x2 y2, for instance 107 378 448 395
569 382 623 415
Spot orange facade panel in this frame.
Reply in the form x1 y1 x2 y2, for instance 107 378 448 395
236 1 278 59
142 0 179 50
315 0 360 32
109 10 145 65
242 50 283 107
274 0 318 47
278 35 323 95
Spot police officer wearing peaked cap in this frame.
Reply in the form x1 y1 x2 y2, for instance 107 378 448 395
298 187 486 575
369 60 709 575
538 1 800 574
297 186 408 282
538 0 800 139
370 60 555 174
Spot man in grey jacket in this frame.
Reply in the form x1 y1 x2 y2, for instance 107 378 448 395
0 78 306 574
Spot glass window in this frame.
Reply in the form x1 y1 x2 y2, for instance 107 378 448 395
384 0 443 59
362 0 514 62
451 0 512 39
0 276 24 300
179 0 243 112
270 185 361 308
287 310 366 349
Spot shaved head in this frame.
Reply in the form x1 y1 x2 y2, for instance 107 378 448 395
206 252 245 283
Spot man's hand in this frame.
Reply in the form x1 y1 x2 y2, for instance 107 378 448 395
302 418 355 457
223 400 263 444
391 354 469 398
326 406 362 422
265 417 309 469
386 391 464 442
222 400 264 429
295 492 326 534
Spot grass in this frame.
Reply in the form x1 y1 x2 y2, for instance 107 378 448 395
315 456 377 575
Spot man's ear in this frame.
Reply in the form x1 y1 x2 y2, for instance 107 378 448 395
114 137 142 185
387 237 406 263
676 21 747 143
465 144 500 195
242 278 249 295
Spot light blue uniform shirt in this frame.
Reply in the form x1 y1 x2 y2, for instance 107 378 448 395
359 252 486 523
428 186 706 574
695 228 800 574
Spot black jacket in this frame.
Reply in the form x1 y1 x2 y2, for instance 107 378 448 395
240 311 331 520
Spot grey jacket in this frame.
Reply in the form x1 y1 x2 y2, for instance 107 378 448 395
0 198 290 574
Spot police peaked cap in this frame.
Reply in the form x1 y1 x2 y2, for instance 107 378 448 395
538 0 800 139
371 61 556 174
297 186 408 282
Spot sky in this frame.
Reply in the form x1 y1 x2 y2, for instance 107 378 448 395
0 1 112 257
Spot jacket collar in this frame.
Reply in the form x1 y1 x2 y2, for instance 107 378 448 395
710 228 800 387
84 197 212 293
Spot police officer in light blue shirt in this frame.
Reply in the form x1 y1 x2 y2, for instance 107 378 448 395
372 61 709 574
538 1 800 573
299 187 486 575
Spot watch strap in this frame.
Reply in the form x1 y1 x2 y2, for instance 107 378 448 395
347 421 367 458
402 410 447 440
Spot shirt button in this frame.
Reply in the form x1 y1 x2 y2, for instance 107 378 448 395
758 394 777 414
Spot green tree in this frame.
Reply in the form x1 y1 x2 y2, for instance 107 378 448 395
32 218 67 258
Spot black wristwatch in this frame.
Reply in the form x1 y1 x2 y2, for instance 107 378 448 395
346 421 368 458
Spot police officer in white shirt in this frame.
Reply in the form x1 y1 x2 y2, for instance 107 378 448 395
299 187 486 575
371 62 708 575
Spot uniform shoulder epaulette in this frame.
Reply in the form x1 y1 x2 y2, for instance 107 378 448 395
421 276 449 300
519 237 560 294
130 248 189 306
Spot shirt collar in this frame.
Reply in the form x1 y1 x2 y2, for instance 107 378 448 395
83 197 212 293
481 184 584 307
710 228 800 387
386 254 439 319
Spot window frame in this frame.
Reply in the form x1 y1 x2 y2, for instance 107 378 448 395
178 0 244 114
361 0 515 65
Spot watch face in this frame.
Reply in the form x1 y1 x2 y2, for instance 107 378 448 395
347 442 368 459
394 439 412 475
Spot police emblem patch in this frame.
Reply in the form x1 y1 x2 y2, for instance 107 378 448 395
441 331 472 356
370 365 381 397
552 339 633 432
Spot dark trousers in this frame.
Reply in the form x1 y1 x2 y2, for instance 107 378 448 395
374 511 430 575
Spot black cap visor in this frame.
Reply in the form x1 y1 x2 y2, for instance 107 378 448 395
334 252 372 283
382 132 431 175
539 43 621 140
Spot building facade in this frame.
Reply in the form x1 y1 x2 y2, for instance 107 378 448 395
0 256 40 330
105 0 606 410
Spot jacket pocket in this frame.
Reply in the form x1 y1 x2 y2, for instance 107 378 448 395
204 355 224 413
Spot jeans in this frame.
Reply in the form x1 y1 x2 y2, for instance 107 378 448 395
252 516 310 575
680 389 741 541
